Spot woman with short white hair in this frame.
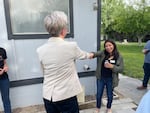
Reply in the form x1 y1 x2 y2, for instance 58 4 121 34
37 11 93 113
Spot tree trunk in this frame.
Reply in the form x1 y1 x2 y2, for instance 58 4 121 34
137 36 142 46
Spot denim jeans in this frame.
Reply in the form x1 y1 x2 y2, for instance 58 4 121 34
96 77 113 109
0 76 11 113
143 63 150 87
43 96 79 113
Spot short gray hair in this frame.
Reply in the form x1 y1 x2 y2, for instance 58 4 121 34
44 11 68 37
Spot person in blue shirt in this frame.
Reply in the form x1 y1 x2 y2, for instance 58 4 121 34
137 40 150 90
136 90 150 113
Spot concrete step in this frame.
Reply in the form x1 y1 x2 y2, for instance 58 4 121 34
112 102 136 110
103 97 134 105
80 97 137 112
103 97 137 109
80 108 135 113
114 109 135 113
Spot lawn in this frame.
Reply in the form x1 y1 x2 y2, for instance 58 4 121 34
117 43 144 78
101 42 145 79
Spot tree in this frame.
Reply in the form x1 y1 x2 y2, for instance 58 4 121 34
101 0 150 45
127 0 150 45
101 0 118 39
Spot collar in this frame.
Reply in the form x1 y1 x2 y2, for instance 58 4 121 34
48 37 64 42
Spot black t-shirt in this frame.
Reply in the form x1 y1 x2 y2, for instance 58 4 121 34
101 57 116 78
0 47 8 79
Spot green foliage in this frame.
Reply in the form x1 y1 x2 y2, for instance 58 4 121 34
101 0 119 34
101 0 150 41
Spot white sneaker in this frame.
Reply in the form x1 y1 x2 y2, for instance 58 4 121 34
106 109 112 113
93 110 100 113
107 111 112 113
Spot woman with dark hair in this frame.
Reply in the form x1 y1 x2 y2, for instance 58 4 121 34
93 39 124 113
0 47 11 113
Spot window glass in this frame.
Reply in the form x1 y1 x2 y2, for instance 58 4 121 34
9 0 70 35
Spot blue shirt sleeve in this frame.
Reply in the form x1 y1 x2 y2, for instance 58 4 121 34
144 40 150 50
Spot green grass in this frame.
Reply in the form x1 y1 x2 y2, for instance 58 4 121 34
117 43 144 78
101 42 145 78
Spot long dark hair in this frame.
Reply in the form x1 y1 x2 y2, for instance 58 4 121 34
104 39 119 60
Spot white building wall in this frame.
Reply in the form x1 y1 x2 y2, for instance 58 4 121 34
0 0 97 109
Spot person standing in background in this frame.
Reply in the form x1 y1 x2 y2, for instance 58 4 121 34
136 90 150 113
137 39 150 90
0 47 12 113
36 11 93 113
93 39 124 113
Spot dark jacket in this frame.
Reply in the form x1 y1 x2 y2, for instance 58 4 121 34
94 50 124 88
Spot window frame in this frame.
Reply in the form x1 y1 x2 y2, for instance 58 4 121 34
4 0 74 40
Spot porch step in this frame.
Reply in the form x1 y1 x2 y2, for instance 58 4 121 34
103 97 137 110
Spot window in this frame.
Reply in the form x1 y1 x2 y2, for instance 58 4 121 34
4 0 74 39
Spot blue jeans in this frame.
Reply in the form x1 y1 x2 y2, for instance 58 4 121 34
96 77 113 109
43 96 79 113
143 63 150 87
0 76 11 113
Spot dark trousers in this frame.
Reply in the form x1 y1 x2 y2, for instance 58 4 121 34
96 77 113 109
143 63 150 87
43 96 79 113
0 77 11 113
